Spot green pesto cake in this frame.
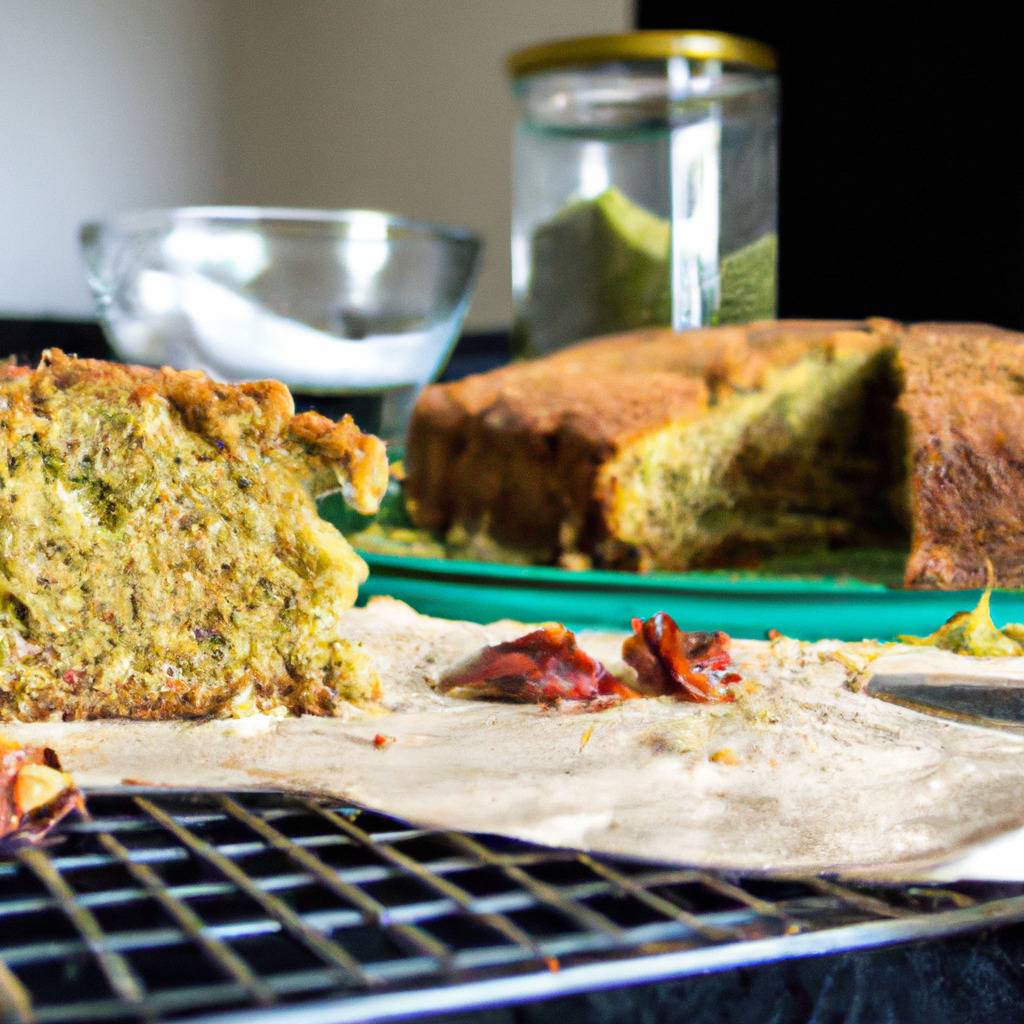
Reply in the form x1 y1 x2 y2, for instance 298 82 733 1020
407 320 904 572
1 350 388 721
406 318 1024 588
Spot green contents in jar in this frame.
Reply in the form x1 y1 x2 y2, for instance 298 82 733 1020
520 188 670 355
519 187 777 355
716 233 778 326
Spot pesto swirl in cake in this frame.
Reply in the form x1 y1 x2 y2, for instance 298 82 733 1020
407 320 906 573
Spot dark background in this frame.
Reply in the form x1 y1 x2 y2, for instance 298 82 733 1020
638 4 1024 329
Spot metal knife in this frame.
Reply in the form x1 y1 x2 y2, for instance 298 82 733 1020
863 651 1024 730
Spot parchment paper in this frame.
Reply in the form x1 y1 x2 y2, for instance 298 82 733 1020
7 598 1024 880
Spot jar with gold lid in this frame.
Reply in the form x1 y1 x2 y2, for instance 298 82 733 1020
507 31 779 355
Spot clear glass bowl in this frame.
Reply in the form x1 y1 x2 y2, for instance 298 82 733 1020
80 207 482 441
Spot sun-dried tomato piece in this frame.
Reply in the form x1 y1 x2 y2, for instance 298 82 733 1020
622 612 740 703
439 624 638 705
1 737 86 849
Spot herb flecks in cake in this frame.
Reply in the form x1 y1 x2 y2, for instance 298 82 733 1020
1 350 387 721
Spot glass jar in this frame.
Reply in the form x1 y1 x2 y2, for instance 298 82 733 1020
508 31 779 356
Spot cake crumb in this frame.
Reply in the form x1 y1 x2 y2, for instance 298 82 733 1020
578 724 594 752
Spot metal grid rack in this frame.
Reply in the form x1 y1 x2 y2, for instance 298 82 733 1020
3 790 1024 1024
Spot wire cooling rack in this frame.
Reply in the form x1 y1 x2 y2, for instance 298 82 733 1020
3 790 1024 1024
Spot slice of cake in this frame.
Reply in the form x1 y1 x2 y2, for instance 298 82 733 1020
407 320 905 571
1 350 388 721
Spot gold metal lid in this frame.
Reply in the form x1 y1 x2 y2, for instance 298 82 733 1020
507 30 777 78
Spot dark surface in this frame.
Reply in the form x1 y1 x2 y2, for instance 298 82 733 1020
636 4 1024 332
5 790 1024 1024
0 316 112 363
454 931 1024 1024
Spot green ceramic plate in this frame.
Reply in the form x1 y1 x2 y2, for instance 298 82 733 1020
319 494 1024 641
351 551 1024 642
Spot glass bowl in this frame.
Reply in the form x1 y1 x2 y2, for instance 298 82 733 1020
80 207 482 441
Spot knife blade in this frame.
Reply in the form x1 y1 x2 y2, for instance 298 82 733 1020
862 650 1024 730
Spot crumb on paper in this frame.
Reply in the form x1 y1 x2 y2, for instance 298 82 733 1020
769 636 803 663
373 733 395 749
578 724 594 753
1 737 85 847
709 747 739 766
822 643 889 689
641 713 717 755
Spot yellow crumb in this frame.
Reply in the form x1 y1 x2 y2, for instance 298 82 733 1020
14 763 72 814
578 724 594 753
709 747 739 766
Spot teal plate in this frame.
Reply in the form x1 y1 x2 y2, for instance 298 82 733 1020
318 494 1024 641
349 550 1024 641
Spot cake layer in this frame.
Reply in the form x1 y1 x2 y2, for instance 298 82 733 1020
1 351 387 720
408 365 710 563
407 320 901 571
597 334 900 569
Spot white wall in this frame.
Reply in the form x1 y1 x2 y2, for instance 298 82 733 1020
0 0 630 328
0 0 231 317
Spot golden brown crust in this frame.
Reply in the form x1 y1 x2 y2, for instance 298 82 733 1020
289 410 389 514
898 323 1024 589
35 349 387 511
